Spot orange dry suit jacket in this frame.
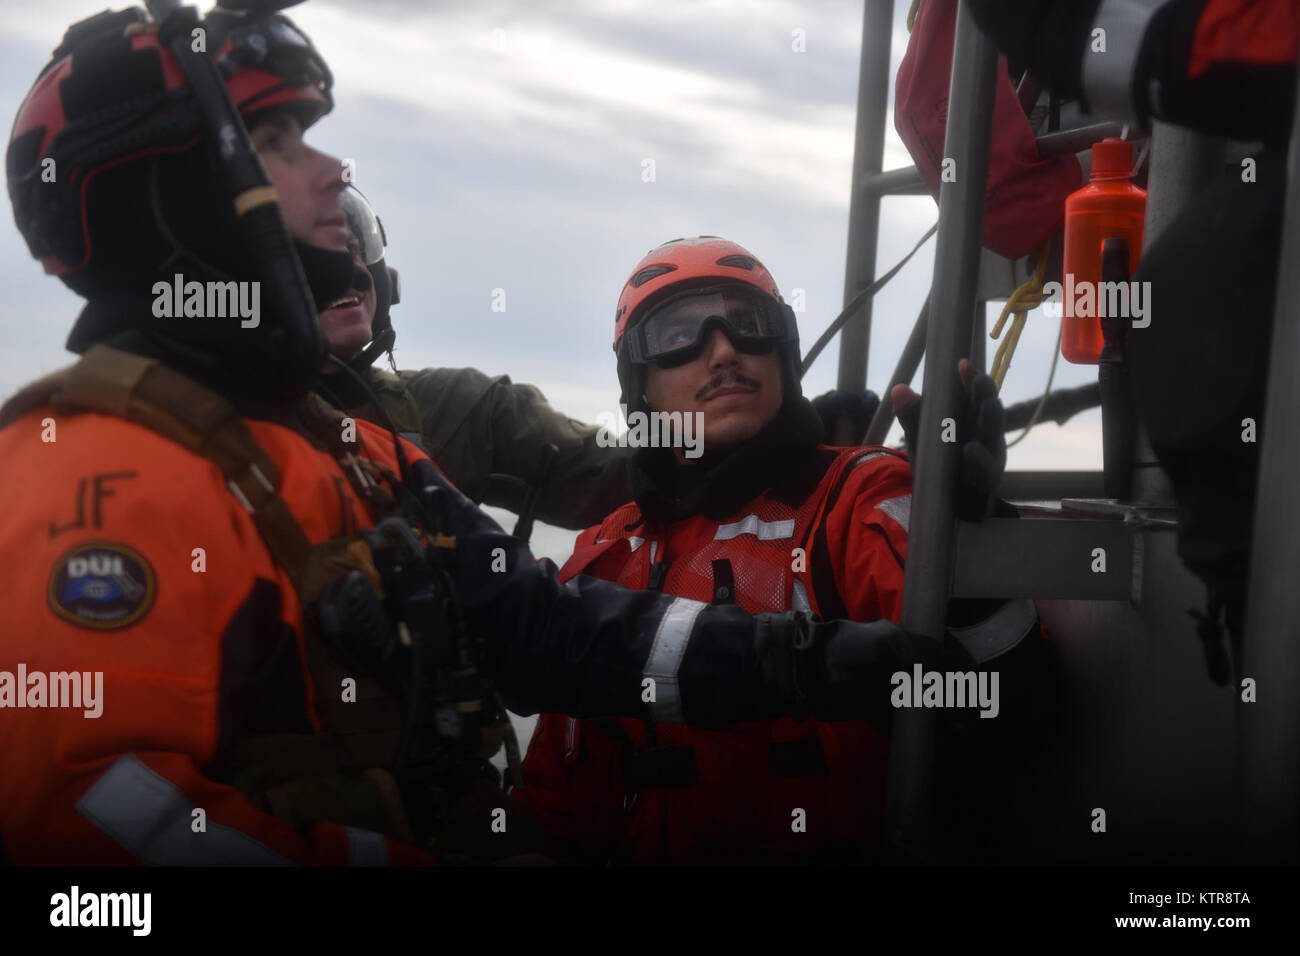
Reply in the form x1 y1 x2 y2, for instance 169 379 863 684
516 397 917 864
517 396 1046 863
0 395 437 865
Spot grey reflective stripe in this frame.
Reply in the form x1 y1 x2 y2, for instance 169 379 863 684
791 579 811 614
714 515 796 541
344 827 390 866
76 754 295 866
948 598 1038 663
644 597 706 724
596 536 646 552
1081 0 1169 124
877 495 911 532
649 540 658 563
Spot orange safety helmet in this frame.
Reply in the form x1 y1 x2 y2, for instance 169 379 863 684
613 236 801 411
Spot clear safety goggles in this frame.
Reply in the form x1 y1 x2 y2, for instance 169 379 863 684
626 285 795 367
341 186 387 265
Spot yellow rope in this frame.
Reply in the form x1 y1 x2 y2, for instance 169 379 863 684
907 0 921 32
989 238 1052 390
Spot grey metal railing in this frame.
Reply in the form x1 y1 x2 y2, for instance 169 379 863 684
881 0 1000 854
833 0 1289 863
835 0 895 445
1236 62 1300 863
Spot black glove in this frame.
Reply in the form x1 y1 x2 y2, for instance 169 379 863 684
897 369 1007 521
965 0 1100 105
810 388 881 444
753 613 976 728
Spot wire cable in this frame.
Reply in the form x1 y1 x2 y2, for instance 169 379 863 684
1006 317 1063 450
800 222 937 377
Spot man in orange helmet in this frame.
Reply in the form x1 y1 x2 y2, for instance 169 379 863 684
313 187 879 534
515 237 1044 864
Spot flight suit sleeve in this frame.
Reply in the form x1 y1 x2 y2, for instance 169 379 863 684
0 411 431 866
480 377 634 530
398 366 499 499
399 366 633 530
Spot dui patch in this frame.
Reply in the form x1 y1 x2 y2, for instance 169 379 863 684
47 542 156 631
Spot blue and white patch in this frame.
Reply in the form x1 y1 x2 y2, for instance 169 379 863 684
48 542 156 631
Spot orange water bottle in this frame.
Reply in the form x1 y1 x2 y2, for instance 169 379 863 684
1061 137 1147 363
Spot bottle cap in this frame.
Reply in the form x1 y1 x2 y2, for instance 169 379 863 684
1091 137 1134 180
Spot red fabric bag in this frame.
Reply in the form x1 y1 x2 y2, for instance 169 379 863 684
894 0 1082 261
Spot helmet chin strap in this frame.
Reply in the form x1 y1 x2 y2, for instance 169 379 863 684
356 327 396 369
316 325 396 411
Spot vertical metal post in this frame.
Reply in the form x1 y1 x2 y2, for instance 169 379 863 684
884 0 1000 853
1236 70 1300 862
835 0 894 444
1134 123 1225 506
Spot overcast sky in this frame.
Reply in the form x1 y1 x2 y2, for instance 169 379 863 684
0 0 1104 566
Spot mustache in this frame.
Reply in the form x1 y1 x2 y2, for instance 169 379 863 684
696 369 762 400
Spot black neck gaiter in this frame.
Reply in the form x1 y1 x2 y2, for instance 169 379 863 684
629 397 825 523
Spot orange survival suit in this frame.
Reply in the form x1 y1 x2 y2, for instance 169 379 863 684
0 349 446 865
516 391 1046 864
516 395 917 864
